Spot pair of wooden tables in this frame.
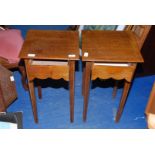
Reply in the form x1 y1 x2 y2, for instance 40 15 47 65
19 30 143 123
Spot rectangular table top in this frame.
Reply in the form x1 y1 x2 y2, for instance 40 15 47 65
19 30 79 60
82 30 144 63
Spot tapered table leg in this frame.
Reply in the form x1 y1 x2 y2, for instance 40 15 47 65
82 63 86 96
69 61 75 123
115 80 131 122
19 65 28 90
28 80 38 123
83 62 92 122
37 85 42 99
112 80 119 98
36 79 42 99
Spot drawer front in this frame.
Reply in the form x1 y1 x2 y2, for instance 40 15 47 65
25 60 69 81
92 64 136 82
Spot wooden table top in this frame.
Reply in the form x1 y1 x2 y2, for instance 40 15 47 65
19 30 79 60
82 30 144 63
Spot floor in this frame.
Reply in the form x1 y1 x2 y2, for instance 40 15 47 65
8 66 155 129
7 25 155 128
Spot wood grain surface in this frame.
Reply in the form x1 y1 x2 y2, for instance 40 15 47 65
19 30 79 60
82 30 143 62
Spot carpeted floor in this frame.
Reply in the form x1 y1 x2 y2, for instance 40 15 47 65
7 67 155 129
6 25 155 128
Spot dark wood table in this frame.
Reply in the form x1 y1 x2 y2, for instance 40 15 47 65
19 30 79 123
82 30 144 122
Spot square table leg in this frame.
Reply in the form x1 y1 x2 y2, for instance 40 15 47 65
69 60 75 123
82 63 86 96
27 80 38 123
115 80 131 122
83 62 92 121
112 80 119 98
25 60 38 123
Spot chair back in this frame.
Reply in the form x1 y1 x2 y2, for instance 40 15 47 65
126 25 151 50
67 25 80 31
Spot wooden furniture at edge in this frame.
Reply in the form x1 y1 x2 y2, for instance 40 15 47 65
19 30 79 123
0 64 17 112
136 25 155 76
0 57 28 90
0 26 28 90
145 81 155 115
82 25 151 122
145 81 155 128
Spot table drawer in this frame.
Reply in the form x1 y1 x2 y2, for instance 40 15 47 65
91 63 136 82
25 60 69 81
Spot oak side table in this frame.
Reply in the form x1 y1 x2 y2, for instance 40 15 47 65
19 30 79 123
82 30 144 122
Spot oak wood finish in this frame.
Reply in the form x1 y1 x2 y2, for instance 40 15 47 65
69 61 75 122
83 62 92 121
112 80 119 98
91 63 137 82
115 81 131 122
82 26 150 122
19 30 79 123
25 60 69 81
82 25 132 97
26 68 38 123
82 64 86 96
82 31 144 63
19 30 79 60
112 25 152 98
